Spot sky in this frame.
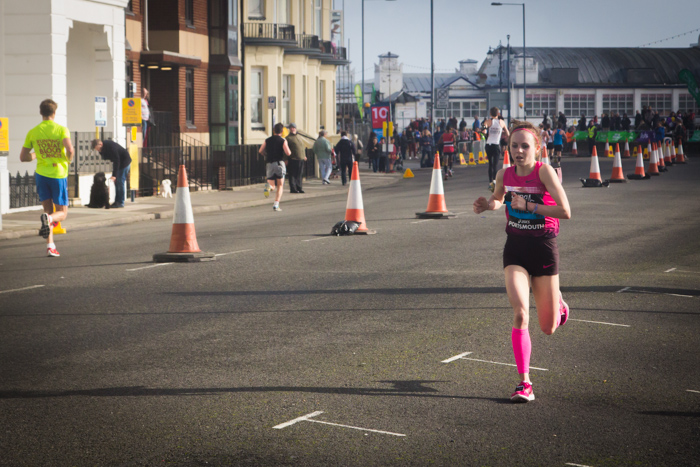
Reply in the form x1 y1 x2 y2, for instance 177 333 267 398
334 0 700 82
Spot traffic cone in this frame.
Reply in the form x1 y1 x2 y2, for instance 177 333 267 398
647 143 660 176
572 140 578 156
676 143 687 164
502 149 511 170
459 153 467 165
632 144 638 159
608 146 626 183
644 142 651 160
604 141 611 158
403 168 414 178
589 146 602 180
468 152 476 165
52 205 66 235
656 143 667 171
477 150 486 164
663 141 673 165
670 143 677 163
614 143 621 161
416 153 453 219
153 165 215 262
627 149 649 180
342 161 374 234
541 145 550 165
622 141 630 158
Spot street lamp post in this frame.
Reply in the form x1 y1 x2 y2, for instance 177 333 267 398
491 2 526 120
430 0 434 130
507 34 511 127
362 0 396 122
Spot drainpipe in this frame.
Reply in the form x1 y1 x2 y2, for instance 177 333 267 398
240 0 245 145
144 0 149 51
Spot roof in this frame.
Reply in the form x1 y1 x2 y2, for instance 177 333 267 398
506 46 700 86
402 73 480 93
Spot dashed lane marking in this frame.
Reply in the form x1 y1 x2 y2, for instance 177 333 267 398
410 219 432 224
302 237 328 242
442 352 547 371
687 389 700 394
0 285 45 294
127 263 173 272
565 463 593 467
274 411 406 437
214 249 255 256
616 287 631 293
664 268 677 273
568 319 630 328
617 287 695 298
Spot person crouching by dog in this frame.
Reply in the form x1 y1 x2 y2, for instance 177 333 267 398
91 138 131 208
19 99 75 258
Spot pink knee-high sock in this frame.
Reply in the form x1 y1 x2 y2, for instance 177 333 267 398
511 327 531 375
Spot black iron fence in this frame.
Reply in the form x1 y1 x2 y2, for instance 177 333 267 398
214 144 265 188
243 22 295 41
139 145 213 196
9 172 41 209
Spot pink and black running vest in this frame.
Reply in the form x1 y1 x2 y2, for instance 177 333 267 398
503 161 559 238
442 132 455 153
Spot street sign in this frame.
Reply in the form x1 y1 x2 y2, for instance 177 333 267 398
122 98 142 126
95 96 107 127
268 96 277 110
0 118 8 153
436 88 449 109
371 105 389 130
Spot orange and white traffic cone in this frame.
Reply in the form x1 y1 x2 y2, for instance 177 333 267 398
604 141 611 158
647 143 660 176
645 142 651 160
342 161 374 234
502 149 511 170
656 142 667 171
670 142 677 163
571 140 578 156
416 153 453 218
588 146 602 181
676 143 687 164
541 145 550 165
664 141 673 165
627 148 649 180
608 145 626 183
153 165 215 262
623 141 630 158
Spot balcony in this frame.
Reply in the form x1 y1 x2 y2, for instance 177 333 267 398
319 41 349 65
285 34 322 57
243 23 296 48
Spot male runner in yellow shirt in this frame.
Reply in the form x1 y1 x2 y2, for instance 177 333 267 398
19 99 75 257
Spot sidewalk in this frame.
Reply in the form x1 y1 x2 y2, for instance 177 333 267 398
0 165 408 241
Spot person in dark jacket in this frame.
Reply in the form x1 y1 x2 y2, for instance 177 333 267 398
334 131 356 185
634 110 643 129
285 123 307 193
577 114 587 131
91 138 132 208
621 113 631 131
366 133 380 173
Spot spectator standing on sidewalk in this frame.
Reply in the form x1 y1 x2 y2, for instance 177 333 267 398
91 138 132 208
366 132 380 173
19 99 75 257
141 87 150 147
334 131 356 185
313 130 333 184
260 122 291 212
286 123 307 193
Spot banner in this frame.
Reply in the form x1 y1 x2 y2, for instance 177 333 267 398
688 131 700 142
573 131 588 141
370 105 390 130
354 84 363 117
679 69 700 108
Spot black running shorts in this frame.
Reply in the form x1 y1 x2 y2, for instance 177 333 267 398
503 235 559 276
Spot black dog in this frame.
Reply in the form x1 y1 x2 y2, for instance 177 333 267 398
86 172 110 209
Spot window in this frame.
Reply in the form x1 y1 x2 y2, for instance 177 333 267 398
251 67 264 127
314 0 322 37
456 101 486 118
277 0 290 24
678 93 699 114
525 93 556 118
249 0 264 19
641 93 672 115
450 102 460 119
602 93 633 116
229 74 239 124
185 0 194 26
564 94 595 118
320 79 326 129
282 75 291 124
229 0 237 26
186 69 195 125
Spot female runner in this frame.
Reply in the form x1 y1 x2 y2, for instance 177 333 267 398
473 120 572 402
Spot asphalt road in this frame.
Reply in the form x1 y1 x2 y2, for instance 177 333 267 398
1 156 699 467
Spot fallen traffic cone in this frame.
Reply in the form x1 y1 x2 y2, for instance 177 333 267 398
153 165 215 262
607 146 626 183
627 148 650 180
416 153 454 219
403 168 414 178
340 161 374 234
580 146 607 187
676 143 687 164
647 143 660 176
622 141 630 158
541 145 550 165
572 140 578 156
502 149 511 170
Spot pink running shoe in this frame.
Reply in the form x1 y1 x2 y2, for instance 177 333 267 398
47 246 60 257
510 381 535 402
559 292 569 326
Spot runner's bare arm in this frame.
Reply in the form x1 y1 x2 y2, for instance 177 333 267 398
534 164 572 219
473 169 506 214
19 147 35 162
283 140 292 156
63 137 74 163
258 141 267 155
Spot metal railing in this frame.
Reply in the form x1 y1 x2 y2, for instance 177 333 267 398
9 171 41 209
70 131 114 175
296 34 320 51
243 22 295 42
139 145 213 196
213 144 266 188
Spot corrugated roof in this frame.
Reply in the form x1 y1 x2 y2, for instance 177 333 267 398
402 73 480 93
508 47 700 86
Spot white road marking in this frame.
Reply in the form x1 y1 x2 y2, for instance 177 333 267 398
411 219 432 224
460 357 549 372
0 284 45 294
666 269 700 274
565 463 592 467
616 287 631 293
664 268 677 273
442 352 473 363
214 249 255 256
127 263 173 271
568 319 630 328
687 389 700 394
302 237 328 242
273 411 406 437
306 419 406 437
453 211 468 217
617 287 695 299
273 411 324 429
